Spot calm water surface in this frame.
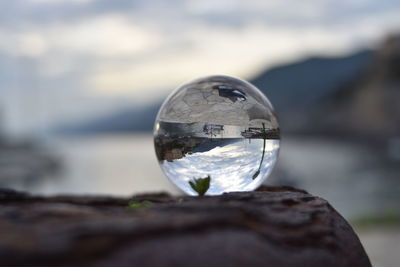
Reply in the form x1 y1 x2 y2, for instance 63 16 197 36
12 134 400 219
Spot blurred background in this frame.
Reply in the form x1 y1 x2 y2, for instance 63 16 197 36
0 0 399 266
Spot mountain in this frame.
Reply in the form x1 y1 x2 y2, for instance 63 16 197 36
251 50 372 110
61 104 160 134
60 49 380 135
250 50 373 132
309 34 400 138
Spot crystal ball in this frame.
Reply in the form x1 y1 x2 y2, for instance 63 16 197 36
154 75 280 195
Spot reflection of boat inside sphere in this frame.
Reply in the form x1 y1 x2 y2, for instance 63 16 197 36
154 75 280 196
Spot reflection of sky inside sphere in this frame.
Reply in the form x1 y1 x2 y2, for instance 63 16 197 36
162 139 280 195
158 75 278 129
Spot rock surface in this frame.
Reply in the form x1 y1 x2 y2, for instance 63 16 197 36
0 186 371 267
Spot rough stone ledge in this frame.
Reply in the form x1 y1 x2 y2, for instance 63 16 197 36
0 186 371 267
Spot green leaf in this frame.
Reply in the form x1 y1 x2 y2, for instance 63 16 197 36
189 175 211 196
127 200 153 209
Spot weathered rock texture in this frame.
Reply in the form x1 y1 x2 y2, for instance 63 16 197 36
0 186 371 267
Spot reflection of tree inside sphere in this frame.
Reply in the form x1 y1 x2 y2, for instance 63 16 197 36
153 75 280 196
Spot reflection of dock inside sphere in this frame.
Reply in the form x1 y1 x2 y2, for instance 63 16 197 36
154 121 280 163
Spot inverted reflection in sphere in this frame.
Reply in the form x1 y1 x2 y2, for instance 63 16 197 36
154 75 280 195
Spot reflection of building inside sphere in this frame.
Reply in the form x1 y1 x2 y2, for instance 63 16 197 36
203 124 224 137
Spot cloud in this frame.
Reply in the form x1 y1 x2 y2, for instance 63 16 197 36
0 14 160 58
87 19 393 96
0 0 400 135
47 15 160 57
29 0 94 4
0 30 47 57
3 0 400 30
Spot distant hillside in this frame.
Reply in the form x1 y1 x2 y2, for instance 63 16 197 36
61 104 160 134
250 50 373 132
59 50 375 135
251 51 372 109
309 35 400 138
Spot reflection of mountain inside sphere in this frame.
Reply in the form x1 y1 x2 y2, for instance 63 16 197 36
154 75 280 195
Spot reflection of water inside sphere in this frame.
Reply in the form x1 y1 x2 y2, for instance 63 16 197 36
154 75 280 195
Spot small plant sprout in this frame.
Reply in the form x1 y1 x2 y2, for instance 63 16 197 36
127 200 153 209
189 175 211 196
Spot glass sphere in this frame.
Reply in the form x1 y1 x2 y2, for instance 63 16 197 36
154 75 280 195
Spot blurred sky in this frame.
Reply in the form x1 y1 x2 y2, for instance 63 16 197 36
1 0 400 137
